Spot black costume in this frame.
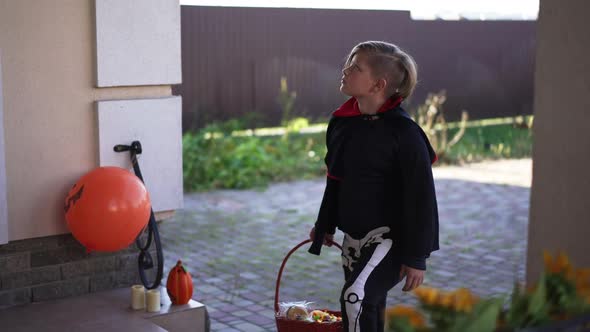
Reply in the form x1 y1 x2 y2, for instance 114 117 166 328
309 96 439 332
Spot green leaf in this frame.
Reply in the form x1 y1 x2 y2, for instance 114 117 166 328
506 285 530 328
528 274 547 317
387 316 417 332
510 280 522 309
517 273 551 327
449 298 503 332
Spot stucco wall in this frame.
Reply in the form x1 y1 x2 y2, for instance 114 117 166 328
0 0 181 242
0 53 7 244
527 0 590 283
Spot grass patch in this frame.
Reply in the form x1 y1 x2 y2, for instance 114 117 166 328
183 118 532 192
444 123 532 163
183 130 326 192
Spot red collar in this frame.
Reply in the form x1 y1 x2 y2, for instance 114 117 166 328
333 96 403 117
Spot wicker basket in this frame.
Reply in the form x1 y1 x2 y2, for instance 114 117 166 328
274 239 344 332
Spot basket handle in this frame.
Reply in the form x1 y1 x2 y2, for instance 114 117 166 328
274 239 342 314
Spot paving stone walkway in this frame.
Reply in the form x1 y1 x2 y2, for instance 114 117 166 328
159 158 532 332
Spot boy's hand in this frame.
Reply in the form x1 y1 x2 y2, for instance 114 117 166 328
309 226 334 246
399 264 424 291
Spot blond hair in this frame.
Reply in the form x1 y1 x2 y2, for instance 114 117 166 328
345 41 418 99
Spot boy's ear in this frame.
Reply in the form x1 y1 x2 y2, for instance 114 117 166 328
372 78 387 93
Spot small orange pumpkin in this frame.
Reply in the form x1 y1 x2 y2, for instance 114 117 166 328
166 260 194 305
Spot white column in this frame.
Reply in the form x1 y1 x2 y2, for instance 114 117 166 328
527 0 590 284
0 52 8 244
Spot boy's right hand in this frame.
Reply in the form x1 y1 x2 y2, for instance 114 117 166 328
309 226 334 246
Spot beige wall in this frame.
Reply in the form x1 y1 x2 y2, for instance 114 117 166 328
0 52 7 244
0 0 173 241
527 0 590 283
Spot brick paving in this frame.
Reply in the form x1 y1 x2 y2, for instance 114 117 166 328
159 159 532 331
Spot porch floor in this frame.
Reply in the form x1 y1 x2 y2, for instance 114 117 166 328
0 286 208 331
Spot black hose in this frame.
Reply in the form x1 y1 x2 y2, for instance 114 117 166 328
114 141 164 289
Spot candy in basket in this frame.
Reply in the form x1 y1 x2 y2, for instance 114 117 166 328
274 240 344 332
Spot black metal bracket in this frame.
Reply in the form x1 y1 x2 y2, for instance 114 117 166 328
114 140 164 289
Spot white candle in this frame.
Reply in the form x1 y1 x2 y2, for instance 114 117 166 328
131 285 145 310
146 289 161 313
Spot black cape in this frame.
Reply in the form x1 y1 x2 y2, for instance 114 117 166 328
310 97 439 270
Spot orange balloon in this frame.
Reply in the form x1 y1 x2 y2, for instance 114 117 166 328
64 166 151 252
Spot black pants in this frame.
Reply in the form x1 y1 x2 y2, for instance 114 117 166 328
340 226 402 332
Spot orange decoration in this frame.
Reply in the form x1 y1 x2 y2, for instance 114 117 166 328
64 166 151 252
166 260 194 305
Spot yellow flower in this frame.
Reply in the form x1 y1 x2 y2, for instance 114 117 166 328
436 292 454 308
414 286 439 306
543 250 573 275
574 268 590 292
450 288 478 312
385 305 426 328
414 286 479 311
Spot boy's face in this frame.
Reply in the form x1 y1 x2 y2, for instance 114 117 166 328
340 52 380 98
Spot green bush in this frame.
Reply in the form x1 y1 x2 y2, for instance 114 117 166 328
183 129 326 191
183 118 532 192
184 82 532 191
444 124 532 164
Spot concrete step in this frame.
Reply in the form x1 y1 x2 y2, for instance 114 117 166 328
0 286 209 332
